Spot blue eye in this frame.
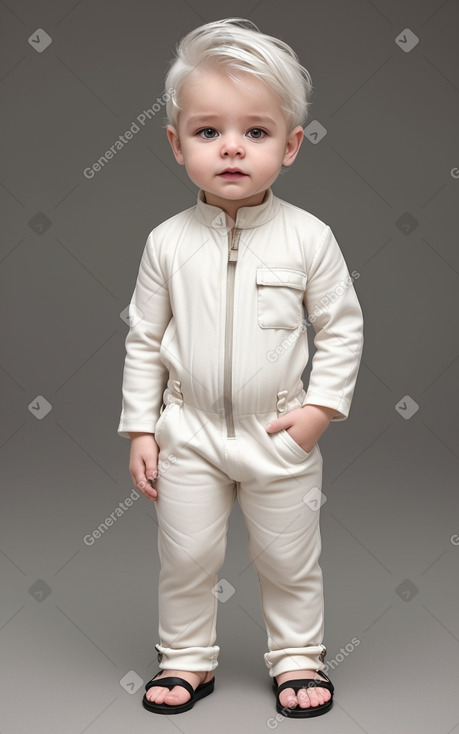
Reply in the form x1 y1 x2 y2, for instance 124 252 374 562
199 128 218 139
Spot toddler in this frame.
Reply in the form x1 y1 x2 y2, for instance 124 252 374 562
118 18 364 718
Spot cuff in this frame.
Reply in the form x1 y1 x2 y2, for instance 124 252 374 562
155 644 220 672
264 645 327 678
301 392 349 421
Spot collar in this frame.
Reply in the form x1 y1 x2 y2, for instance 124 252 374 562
194 188 280 230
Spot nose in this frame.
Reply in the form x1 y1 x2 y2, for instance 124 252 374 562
220 134 245 157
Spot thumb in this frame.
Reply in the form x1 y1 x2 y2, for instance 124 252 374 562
265 416 286 433
145 462 158 483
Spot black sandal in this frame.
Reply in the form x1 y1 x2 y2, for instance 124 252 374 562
272 670 334 718
142 671 215 715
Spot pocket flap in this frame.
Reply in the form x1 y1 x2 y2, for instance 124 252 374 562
256 268 307 291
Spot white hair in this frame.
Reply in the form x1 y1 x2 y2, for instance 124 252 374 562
164 18 313 132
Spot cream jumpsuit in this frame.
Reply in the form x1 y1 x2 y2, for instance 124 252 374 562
118 188 364 678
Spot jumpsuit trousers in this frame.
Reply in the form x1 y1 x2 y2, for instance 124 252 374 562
152 378 327 679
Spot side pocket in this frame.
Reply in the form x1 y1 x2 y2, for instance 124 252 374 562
154 402 175 442
278 428 312 460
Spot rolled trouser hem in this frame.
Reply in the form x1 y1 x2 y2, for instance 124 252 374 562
264 645 327 678
155 644 220 671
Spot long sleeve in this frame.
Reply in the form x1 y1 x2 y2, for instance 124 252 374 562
302 225 364 421
117 232 172 438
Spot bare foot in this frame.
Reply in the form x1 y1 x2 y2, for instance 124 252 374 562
145 669 214 706
276 669 331 710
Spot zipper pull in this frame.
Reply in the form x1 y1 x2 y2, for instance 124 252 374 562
228 229 241 262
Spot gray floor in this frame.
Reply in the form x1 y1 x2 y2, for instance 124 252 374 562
2 403 459 734
1 0 459 732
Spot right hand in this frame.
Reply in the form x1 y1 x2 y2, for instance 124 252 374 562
128 433 160 501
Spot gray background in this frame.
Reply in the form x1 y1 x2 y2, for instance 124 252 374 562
1 0 459 732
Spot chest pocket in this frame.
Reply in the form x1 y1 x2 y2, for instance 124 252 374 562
256 267 307 329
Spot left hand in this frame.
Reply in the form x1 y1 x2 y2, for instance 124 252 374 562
265 404 336 453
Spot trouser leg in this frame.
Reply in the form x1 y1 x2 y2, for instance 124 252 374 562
153 401 236 672
236 412 327 678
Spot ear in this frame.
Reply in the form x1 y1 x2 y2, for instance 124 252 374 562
283 125 304 167
167 125 185 165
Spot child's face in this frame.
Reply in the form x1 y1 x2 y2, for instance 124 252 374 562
167 67 304 216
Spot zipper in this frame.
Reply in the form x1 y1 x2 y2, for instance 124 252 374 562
223 227 241 437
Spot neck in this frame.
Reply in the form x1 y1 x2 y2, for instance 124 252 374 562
203 190 269 222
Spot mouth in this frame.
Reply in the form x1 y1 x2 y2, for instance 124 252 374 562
218 169 248 179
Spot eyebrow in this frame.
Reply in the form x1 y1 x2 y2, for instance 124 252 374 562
185 115 278 128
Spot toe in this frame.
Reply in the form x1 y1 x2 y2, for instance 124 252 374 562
164 686 191 705
307 687 321 707
146 685 191 705
307 673 331 706
307 685 331 707
278 687 298 709
145 670 207 707
276 670 332 711
146 687 164 703
156 689 169 705
297 688 312 708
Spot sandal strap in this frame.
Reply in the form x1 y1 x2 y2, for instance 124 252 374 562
275 676 334 696
145 675 194 697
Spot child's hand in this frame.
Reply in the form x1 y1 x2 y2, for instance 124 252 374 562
128 433 160 501
265 404 336 454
